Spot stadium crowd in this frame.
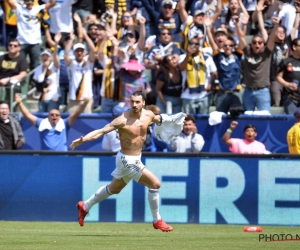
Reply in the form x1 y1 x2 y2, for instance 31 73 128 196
0 0 300 152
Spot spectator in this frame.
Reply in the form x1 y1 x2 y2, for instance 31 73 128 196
114 54 151 108
269 4 300 107
225 0 249 43
169 114 205 152
287 107 300 154
118 16 146 64
275 0 296 36
116 10 135 41
238 17 279 112
205 17 243 113
276 38 300 114
0 38 29 106
33 50 60 112
45 30 74 111
32 39 60 112
7 0 56 70
156 0 182 45
64 28 95 113
43 0 76 40
194 0 222 26
144 28 181 69
178 36 217 114
97 32 122 113
0 100 25 150
144 28 181 100
212 27 228 50
155 54 183 114
15 93 89 151
177 0 216 53
222 121 267 154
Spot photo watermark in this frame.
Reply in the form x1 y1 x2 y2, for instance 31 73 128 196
259 234 300 242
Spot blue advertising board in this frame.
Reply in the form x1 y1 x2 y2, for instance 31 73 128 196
18 113 295 153
1 153 300 225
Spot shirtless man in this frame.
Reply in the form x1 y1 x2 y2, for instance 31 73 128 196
70 91 184 232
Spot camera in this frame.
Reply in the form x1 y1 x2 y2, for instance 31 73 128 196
101 11 111 23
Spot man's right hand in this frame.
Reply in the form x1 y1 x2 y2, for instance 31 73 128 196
70 136 84 150
15 93 23 103
230 121 238 130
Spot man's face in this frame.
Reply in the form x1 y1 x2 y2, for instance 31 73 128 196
229 0 239 14
223 39 235 55
41 54 51 64
0 103 9 121
88 25 98 39
193 13 205 25
189 38 200 55
251 36 264 54
244 128 257 142
293 40 300 56
130 95 145 113
122 12 132 26
162 4 174 19
97 28 106 40
276 27 286 42
8 41 20 55
183 120 195 135
160 29 172 44
24 0 34 9
214 32 227 48
125 33 136 45
48 109 61 126
74 48 85 61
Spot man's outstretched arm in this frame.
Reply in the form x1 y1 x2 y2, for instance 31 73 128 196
70 116 125 150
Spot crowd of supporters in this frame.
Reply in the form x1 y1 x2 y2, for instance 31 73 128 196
0 0 300 152
0 0 300 114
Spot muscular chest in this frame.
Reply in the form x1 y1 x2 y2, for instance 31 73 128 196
124 119 149 137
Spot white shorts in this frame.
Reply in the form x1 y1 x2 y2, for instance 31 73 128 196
112 152 145 184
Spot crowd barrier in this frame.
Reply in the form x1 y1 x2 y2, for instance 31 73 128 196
1 152 300 225
19 113 295 153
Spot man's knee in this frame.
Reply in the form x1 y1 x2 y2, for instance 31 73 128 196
150 180 161 190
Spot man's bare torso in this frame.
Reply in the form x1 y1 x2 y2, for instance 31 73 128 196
117 109 154 156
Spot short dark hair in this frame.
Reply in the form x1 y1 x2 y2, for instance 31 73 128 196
291 38 300 51
0 101 9 106
184 114 196 123
88 23 99 31
277 25 287 34
252 34 263 42
243 124 257 133
131 91 145 101
8 38 20 46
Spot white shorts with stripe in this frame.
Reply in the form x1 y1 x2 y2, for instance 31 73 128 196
112 151 145 183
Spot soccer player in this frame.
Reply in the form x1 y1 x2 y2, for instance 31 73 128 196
70 91 185 232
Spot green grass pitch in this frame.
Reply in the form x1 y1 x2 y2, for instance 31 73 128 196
0 221 299 250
